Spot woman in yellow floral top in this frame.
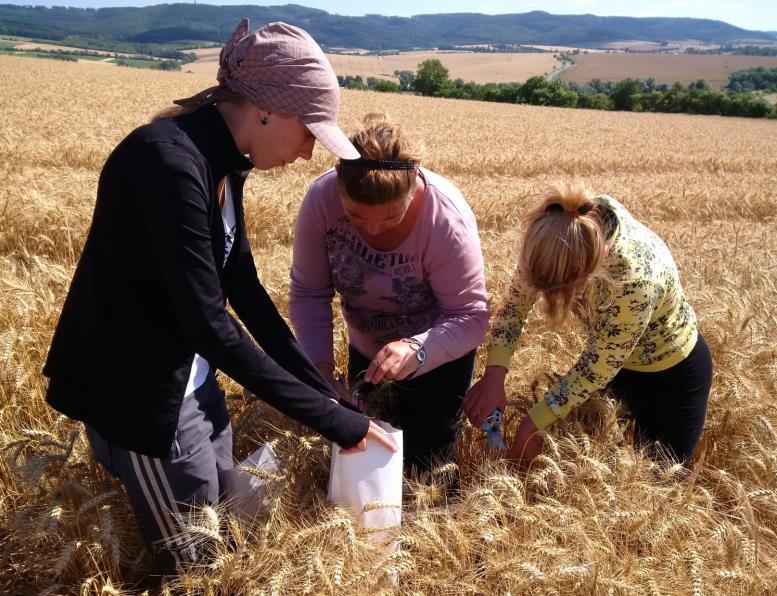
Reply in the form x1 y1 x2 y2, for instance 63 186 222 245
463 182 712 464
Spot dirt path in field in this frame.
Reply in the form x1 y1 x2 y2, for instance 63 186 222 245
546 60 575 82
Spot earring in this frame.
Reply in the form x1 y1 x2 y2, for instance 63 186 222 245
260 116 268 125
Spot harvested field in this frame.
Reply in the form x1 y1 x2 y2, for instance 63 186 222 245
560 52 777 88
527 45 607 53
319 51 558 84
12 41 136 61
183 46 220 75
600 41 676 51
187 48 560 83
15 41 89 52
1 54 776 595
598 41 719 52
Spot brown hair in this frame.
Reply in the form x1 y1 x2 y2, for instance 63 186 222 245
519 181 609 325
150 85 247 122
335 113 424 205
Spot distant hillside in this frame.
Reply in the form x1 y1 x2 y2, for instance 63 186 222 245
0 3 774 52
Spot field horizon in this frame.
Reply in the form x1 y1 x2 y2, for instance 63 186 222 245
7 38 777 91
1 55 776 594
187 46 777 89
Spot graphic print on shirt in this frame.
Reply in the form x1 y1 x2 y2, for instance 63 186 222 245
223 224 236 265
221 178 237 266
325 217 436 348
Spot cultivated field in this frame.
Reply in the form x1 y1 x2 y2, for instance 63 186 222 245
187 48 561 83
598 41 719 52
560 52 777 89
184 46 224 75
1 54 776 594
13 41 102 53
2 40 148 62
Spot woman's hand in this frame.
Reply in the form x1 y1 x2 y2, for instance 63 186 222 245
365 341 420 384
507 415 543 467
338 420 398 455
463 366 508 426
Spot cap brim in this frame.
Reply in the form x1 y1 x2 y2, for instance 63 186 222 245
305 121 361 160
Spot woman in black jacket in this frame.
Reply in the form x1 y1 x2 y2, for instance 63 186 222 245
43 19 393 578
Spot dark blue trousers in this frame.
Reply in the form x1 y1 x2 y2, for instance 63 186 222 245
85 372 233 576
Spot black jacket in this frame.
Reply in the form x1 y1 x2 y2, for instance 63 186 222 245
43 106 368 457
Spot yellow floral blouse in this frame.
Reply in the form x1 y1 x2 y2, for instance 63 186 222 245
486 195 698 430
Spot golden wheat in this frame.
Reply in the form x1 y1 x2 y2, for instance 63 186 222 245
1 54 776 594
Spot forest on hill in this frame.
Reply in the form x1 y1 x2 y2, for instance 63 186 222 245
0 3 774 54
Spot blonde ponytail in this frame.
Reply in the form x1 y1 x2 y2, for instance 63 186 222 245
519 181 609 325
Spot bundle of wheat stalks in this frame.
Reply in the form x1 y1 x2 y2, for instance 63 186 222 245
1 55 776 594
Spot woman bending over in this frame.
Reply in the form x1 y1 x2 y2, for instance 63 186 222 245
464 182 712 465
290 114 489 478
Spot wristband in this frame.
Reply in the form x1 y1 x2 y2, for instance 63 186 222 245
401 338 427 370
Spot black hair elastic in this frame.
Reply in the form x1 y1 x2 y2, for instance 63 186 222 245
341 158 416 170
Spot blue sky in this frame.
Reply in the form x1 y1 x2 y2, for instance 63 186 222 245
7 1 776 32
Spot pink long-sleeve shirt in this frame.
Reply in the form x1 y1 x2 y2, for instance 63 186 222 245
289 167 489 375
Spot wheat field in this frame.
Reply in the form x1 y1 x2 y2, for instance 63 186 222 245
558 53 777 89
1 54 776 595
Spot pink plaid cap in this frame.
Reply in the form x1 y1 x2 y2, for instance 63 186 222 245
218 19 359 160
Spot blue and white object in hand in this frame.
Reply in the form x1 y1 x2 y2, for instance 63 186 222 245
481 409 505 451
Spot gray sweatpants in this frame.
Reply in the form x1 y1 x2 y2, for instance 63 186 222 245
85 371 233 576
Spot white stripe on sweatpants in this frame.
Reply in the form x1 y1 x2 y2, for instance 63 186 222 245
139 454 197 565
129 451 185 568
151 456 198 562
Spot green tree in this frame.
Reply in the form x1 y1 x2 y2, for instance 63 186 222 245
688 79 711 90
633 91 663 112
610 78 642 111
341 75 366 90
374 79 400 93
517 75 549 104
725 93 773 118
547 82 578 107
587 78 612 94
577 92 613 110
157 60 181 71
393 70 415 91
414 59 450 97
727 67 777 92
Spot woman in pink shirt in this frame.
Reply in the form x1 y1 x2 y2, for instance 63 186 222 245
290 114 489 479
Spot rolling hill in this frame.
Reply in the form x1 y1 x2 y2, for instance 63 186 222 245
0 3 774 52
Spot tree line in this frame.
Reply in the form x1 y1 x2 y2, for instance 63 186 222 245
338 60 776 119
727 67 777 93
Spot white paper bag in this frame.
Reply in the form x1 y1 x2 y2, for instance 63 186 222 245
224 443 281 521
328 421 403 535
